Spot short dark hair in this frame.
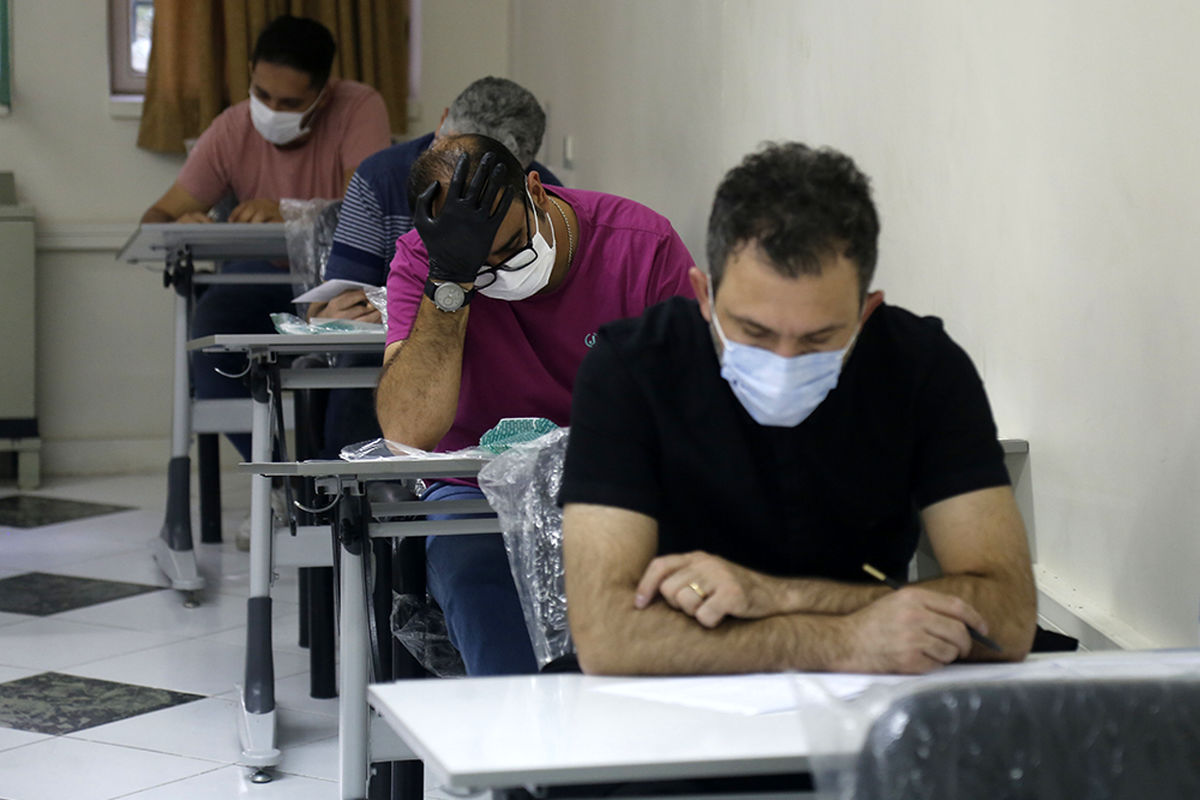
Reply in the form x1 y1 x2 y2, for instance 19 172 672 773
407 134 528 212
251 15 337 89
706 142 880 300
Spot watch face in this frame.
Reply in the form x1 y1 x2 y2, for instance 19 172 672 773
433 282 466 311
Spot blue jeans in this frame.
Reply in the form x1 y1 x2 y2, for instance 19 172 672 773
423 482 538 676
190 260 294 460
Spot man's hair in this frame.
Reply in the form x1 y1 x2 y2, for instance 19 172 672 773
706 142 880 299
442 77 547 168
407 134 529 212
251 15 337 89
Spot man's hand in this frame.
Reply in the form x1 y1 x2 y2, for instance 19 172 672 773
229 198 283 223
176 211 213 223
635 550 784 628
311 289 381 323
415 151 514 284
836 587 988 674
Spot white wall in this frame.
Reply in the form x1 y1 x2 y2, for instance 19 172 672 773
0 0 511 476
510 0 1200 648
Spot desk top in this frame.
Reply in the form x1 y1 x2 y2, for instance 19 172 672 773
188 332 386 354
117 222 288 263
369 674 812 790
369 651 1200 792
241 456 491 480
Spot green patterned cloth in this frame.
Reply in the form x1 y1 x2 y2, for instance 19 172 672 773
479 417 559 454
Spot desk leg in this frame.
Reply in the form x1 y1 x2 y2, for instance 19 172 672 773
238 394 280 773
339 492 371 800
153 290 205 602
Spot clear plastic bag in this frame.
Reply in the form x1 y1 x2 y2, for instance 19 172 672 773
269 312 384 335
476 427 572 669
339 437 494 462
281 197 341 295
391 592 466 678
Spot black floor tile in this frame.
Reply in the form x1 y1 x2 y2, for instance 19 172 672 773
0 572 162 616
0 495 132 529
0 672 201 735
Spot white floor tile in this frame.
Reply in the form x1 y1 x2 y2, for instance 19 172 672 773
64 637 310 697
50 550 174 589
72 696 336 766
275 733 339 782
0 664 39 683
55 584 277 637
0 525 150 572
0 618 183 671
0 736 217 800
0 728 51 753
201 609 310 655
220 670 340 718
0 610 36 628
118 763 336 799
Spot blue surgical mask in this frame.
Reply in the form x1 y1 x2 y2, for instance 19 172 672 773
708 282 857 427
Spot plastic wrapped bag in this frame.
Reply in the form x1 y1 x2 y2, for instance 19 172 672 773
477 427 572 668
339 437 494 462
281 197 341 294
363 284 389 326
391 592 466 678
269 312 384 335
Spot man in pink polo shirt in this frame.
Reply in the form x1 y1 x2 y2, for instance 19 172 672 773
141 15 390 462
376 134 695 675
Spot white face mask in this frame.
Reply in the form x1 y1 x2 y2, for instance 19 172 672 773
249 88 322 146
709 281 857 427
477 189 558 302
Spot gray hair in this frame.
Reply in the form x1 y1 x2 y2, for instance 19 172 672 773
442 77 547 168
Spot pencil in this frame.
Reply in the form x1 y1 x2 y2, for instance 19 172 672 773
862 563 1003 653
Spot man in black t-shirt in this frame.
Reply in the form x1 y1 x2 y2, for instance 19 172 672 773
559 142 1037 675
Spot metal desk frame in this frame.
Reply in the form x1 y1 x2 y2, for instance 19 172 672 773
242 457 502 800
118 224 292 602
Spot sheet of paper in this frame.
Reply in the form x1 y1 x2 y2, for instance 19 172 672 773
592 672 911 716
292 279 376 303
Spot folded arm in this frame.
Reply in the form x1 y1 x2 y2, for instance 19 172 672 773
564 503 996 676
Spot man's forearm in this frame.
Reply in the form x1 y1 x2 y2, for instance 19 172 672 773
375 299 470 450
572 589 849 676
911 568 1037 660
141 206 175 223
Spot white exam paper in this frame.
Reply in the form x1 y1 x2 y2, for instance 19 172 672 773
593 672 910 716
292 279 376 304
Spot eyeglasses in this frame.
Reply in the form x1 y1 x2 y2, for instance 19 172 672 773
475 192 538 289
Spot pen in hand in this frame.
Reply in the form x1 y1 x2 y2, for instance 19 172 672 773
862 563 1003 653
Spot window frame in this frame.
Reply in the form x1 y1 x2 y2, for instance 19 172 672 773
108 0 151 96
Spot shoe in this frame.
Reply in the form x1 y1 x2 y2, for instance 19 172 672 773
237 487 289 552
236 513 251 551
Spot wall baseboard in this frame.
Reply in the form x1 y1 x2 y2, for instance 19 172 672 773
1034 563 1161 651
36 223 133 252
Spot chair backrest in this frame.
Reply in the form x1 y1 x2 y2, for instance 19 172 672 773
852 677 1200 800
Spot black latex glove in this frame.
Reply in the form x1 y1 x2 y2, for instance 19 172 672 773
414 151 515 284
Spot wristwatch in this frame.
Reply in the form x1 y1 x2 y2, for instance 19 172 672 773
424 278 475 312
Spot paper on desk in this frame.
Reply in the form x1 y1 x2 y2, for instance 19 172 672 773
593 672 911 716
292 279 376 303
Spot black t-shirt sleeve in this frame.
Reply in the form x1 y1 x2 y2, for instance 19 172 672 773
912 334 1010 508
559 330 662 518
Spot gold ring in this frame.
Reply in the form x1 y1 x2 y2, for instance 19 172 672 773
687 582 708 600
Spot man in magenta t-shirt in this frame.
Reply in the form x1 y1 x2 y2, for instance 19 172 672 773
140 15 390 464
376 134 694 675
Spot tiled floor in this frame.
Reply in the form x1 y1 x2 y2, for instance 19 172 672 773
0 471 455 800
